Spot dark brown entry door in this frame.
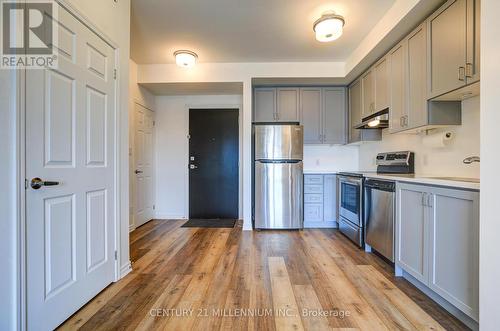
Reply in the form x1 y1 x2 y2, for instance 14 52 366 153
189 109 239 219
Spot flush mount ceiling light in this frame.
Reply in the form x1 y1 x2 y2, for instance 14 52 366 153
313 12 345 42
174 50 198 68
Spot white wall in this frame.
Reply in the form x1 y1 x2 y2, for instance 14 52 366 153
480 0 500 328
154 95 243 219
129 60 155 231
304 145 359 173
358 97 480 177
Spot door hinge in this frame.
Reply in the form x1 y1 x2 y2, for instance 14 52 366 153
24 178 28 190
153 204 155 210
114 250 118 260
187 134 191 140
113 69 117 80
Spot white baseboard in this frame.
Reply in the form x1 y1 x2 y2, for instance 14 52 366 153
155 213 187 220
120 261 132 279
242 220 253 231
304 221 338 229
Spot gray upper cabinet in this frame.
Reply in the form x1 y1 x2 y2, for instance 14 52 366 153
396 182 479 321
349 80 362 141
428 0 480 99
298 87 347 145
254 88 276 122
407 24 428 129
300 88 322 144
466 0 480 84
323 88 347 144
277 88 300 121
361 70 375 117
388 42 407 133
389 23 428 133
348 80 382 143
374 56 389 112
253 87 299 122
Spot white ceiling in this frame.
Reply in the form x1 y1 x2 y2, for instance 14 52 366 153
131 0 395 64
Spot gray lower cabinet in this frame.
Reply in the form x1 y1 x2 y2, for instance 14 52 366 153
396 184 429 283
304 174 337 228
396 182 479 321
323 175 337 223
300 87 347 145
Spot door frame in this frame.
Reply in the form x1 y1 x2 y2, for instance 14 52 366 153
15 1 122 329
130 100 156 231
184 104 243 220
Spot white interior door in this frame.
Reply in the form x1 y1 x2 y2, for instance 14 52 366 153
134 103 154 227
26 5 116 330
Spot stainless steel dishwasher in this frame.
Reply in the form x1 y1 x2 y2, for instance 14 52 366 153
363 179 395 262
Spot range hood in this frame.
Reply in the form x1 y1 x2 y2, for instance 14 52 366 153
355 109 389 129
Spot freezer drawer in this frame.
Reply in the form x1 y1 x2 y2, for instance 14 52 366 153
339 217 363 247
254 125 303 160
254 161 303 229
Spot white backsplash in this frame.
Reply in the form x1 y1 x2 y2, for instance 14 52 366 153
303 144 359 173
358 96 480 178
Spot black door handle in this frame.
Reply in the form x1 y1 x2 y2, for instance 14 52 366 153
30 177 60 190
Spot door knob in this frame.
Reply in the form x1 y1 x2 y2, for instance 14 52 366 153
134 170 143 174
189 164 198 170
30 177 60 190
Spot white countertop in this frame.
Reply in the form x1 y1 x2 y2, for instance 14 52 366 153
304 171 480 190
360 172 480 191
303 170 338 174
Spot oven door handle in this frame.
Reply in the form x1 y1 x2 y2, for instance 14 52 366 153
339 177 363 185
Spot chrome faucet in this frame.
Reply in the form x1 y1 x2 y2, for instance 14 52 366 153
463 156 480 164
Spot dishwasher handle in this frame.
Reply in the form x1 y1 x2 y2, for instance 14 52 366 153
364 179 395 192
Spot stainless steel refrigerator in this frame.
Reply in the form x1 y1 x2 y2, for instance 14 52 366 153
254 124 304 229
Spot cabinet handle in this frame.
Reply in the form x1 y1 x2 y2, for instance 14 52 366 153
404 116 408 127
458 66 466 82
465 63 473 78
400 117 404 128
427 194 433 208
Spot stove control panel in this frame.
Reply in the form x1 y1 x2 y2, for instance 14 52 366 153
376 151 415 174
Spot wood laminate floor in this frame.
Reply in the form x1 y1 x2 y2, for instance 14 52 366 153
59 220 469 330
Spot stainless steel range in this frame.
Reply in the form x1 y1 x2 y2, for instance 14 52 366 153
337 172 364 246
337 151 415 249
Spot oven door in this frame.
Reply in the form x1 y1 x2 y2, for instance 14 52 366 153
338 176 362 226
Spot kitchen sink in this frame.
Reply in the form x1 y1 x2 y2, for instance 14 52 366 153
424 177 480 183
